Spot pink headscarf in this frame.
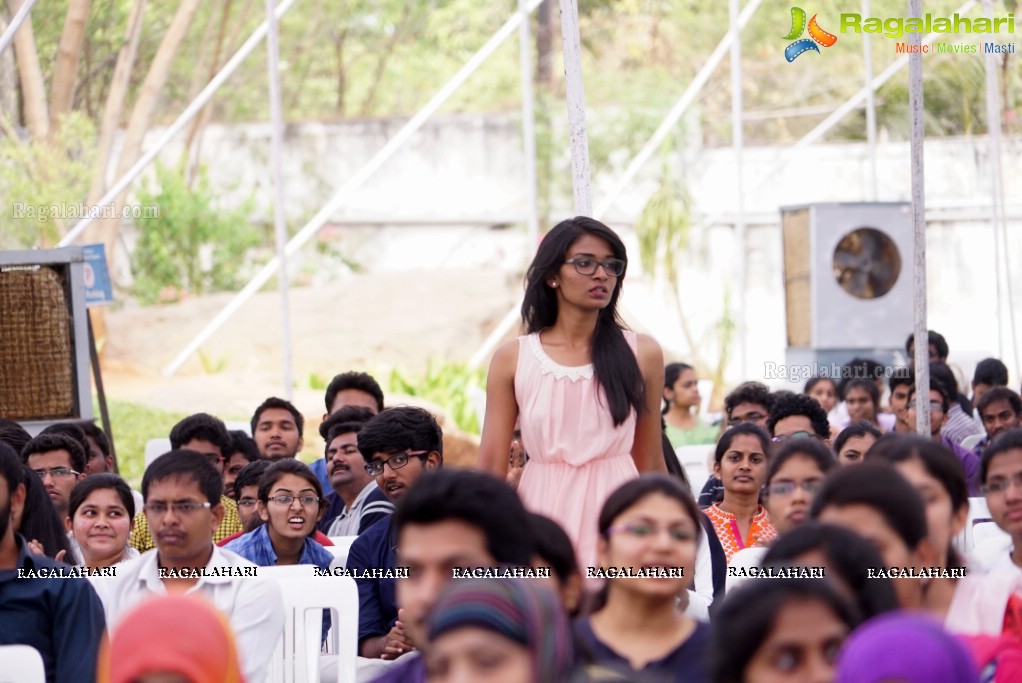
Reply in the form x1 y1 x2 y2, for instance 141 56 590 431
98 594 245 683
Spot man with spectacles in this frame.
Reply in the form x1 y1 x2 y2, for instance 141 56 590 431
0 442 106 683
318 406 393 535
129 414 243 553
90 450 284 683
979 428 1022 573
21 433 85 523
905 379 980 495
347 407 442 660
766 393 833 447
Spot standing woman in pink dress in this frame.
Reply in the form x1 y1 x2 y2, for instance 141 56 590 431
478 216 666 573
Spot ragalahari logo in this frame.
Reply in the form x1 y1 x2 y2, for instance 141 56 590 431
783 7 838 62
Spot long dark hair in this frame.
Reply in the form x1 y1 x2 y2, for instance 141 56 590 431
522 217 644 426
19 466 76 563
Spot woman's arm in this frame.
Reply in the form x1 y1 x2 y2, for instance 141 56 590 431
632 333 667 474
476 340 520 479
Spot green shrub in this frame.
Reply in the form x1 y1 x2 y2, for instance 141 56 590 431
131 162 259 304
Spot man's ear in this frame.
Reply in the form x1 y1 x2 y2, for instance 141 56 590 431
11 482 26 521
211 500 226 532
425 451 441 470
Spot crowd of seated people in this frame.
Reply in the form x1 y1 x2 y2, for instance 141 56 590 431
7 245 1022 683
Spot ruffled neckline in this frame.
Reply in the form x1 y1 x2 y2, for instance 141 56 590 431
527 334 594 382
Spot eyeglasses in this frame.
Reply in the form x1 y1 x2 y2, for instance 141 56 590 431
771 431 816 443
144 501 213 515
237 498 259 508
606 523 694 543
32 467 80 480
727 413 767 427
981 472 1022 495
764 480 823 497
365 450 429 476
267 495 321 507
564 257 625 277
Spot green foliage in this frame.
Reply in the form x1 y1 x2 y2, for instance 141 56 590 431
198 349 229 375
388 360 486 434
634 147 691 283
307 371 329 391
131 162 260 304
0 113 97 249
101 399 189 488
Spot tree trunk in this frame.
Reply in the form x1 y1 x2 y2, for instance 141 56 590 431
0 14 18 125
6 0 49 139
87 0 201 276
359 3 412 117
84 0 146 211
536 0 553 89
48 0 93 135
183 0 234 184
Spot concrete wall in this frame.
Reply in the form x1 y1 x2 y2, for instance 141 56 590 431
125 115 1022 385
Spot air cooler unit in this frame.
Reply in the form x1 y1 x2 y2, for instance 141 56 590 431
0 247 93 431
780 203 914 380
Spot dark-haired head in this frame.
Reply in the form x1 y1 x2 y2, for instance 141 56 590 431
837 358 886 400
357 406 443 464
905 330 949 362
169 413 232 462
804 376 838 414
527 514 583 617
867 434 968 568
981 427 1022 484
227 431 260 464
974 357 1009 389
663 363 697 415
594 475 701 609
906 377 952 415
321 405 376 443
842 378 880 425
763 439 836 536
69 473 136 521
256 458 323 504
834 421 882 465
724 382 773 426
0 443 26 545
142 450 224 505
767 393 831 440
976 387 1022 442
0 420 32 457
24 432 87 474
393 470 535 648
762 522 898 620
810 462 933 608
233 459 272 532
250 397 305 438
714 423 771 466
522 217 643 427
709 577 860 683
15 464 74 561
39 423 90 460
929 361 960 397
394 469 532 567
324 371 385 416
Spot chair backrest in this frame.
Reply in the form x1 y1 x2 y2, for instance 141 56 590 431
326 537 357 569
0 645 46 683
260 565 359 683
675 445 714 492
960 433 985 450
144 438 172 469
956 497 1003 555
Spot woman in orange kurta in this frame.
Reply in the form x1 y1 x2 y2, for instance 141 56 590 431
705 423 776 562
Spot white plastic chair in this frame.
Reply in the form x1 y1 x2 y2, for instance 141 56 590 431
144 437 173 469
725 547 767 594
260 565 359 683
0 645 46 683
961 433 985 451
327 537 358 569
956 497 1002 555
675 445 714 492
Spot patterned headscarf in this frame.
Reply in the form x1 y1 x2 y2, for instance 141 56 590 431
98 594 245 683
427 578 574 683
836 612 979 683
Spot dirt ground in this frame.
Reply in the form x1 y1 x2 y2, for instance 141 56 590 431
98 268 521 464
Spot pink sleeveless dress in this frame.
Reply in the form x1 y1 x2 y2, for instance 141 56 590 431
514 331 640 574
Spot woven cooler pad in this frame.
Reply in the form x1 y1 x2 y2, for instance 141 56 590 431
0 267 76 420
